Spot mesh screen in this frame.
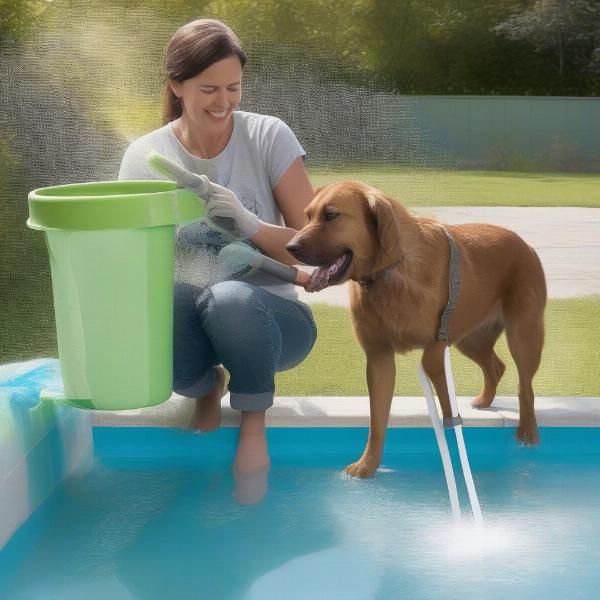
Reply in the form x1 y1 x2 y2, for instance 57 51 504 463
1 4 451 357
1 2 597 397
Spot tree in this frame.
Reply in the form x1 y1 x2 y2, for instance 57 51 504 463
494 0 600 81
0 0 54 46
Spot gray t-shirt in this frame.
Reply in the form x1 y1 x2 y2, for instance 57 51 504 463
118 111 306 302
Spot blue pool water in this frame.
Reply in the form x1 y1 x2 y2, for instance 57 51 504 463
1 427 600 599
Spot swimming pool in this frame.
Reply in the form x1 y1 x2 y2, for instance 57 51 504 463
1 425 599 600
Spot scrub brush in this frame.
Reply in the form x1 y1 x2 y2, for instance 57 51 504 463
147 151 239 234
146 151 210 196
218 241 310 286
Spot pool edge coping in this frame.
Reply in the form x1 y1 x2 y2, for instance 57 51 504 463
91 395 600 429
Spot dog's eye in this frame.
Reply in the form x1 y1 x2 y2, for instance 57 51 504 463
324 212 338 221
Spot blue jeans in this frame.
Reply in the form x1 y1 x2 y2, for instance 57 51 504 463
173 280 317 412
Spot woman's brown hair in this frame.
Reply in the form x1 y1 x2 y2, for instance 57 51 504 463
163 19 247 123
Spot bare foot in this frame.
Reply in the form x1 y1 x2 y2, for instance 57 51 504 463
189 366 226 432
233 464 270 505
232 412 271 504
234 410 270 471
233 430 271 472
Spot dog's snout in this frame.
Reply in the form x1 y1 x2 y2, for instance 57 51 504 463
286 239 313 264
286 241 303 258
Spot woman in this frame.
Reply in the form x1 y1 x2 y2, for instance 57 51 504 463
118 19 317 483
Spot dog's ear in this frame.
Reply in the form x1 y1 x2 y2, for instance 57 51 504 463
365 189 408 268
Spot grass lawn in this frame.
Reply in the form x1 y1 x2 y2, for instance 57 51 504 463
309 167 600 208
276 297 600 397
3 294 599 398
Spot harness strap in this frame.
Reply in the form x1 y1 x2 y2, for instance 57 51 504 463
442 415 464 428
437 226 461 344
356 258 403 287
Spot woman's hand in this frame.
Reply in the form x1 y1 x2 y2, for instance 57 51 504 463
300 267 331 292
205 182 260 240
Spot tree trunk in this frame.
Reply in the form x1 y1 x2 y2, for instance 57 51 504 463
557 24 564 76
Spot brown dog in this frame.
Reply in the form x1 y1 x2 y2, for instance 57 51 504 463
286 181 547 478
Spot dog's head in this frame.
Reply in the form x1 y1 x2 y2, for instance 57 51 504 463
286 180 414 285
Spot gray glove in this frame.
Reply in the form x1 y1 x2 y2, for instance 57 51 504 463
205 182 260 240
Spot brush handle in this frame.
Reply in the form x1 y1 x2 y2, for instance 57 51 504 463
147 151 239 232
257 254 311 286
147 151 210 195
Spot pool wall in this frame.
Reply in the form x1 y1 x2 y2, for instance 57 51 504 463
0 383 92 549
92 425 600 463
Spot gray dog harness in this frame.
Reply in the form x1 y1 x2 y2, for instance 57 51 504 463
356 224 461 345
357 223 463 429
436 225 461 344
436 225 463 428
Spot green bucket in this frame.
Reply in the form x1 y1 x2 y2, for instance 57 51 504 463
27 180 204 410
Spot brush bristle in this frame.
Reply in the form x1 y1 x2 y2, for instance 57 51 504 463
146 151 210 196
217 242 261 275
146 151 174 179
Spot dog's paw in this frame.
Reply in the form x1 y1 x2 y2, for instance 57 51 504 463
471 394 494 409
516 425 540 446
344 459 378 479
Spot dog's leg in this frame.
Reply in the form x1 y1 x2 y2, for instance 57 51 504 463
455 318 505 408
421 342 453 419
345 347 396 478
504 301 543 446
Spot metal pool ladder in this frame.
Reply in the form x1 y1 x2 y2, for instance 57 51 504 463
417 346 483 524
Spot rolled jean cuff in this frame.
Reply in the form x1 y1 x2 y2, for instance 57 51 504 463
174 367 216 398
230 391 274 412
